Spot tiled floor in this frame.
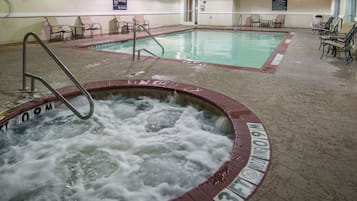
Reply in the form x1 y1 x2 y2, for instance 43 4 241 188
1 26 357 201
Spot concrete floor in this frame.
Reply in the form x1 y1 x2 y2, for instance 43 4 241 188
0 26 357 201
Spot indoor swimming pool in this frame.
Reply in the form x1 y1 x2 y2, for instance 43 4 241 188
88 29 286 68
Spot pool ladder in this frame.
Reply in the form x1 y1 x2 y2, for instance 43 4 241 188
22 32 94 120
132 24 165 60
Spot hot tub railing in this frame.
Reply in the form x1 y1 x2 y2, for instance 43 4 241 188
132 24 165 60
21 32 94 120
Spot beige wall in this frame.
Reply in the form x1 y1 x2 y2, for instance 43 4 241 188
0 0 180 15
203 0 234 12
0 0 181 44
234 0 332 27
198 0 333 28
288 0 331 12
235 0 331 12
236 0 271 12
1 0 353 44
199 0 234 26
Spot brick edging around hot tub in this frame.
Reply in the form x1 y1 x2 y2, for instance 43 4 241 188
0 79 271 201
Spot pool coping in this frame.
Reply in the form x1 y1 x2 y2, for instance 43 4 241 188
0 79 271 201
74 27 293 73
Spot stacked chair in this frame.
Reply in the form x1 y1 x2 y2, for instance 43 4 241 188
312 15 333 34
320 23 357 65
318 18 343 49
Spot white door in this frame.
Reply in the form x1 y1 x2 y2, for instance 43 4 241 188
182 0 198 25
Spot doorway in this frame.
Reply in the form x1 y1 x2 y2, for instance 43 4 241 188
183 0 198 25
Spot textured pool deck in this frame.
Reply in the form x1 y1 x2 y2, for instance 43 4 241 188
1 25 357 201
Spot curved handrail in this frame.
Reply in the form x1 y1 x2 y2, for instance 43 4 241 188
3 0 13 17
132 24 165 60
22 32 94 120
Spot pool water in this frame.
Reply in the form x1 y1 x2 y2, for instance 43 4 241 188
89 30 285 68
0 95 233 201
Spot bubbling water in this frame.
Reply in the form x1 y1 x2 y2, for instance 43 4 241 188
0 95 233 201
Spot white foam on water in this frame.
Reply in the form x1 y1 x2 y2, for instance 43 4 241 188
0 95 233 201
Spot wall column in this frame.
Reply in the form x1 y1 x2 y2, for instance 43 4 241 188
346 0 356 21
331 0 340 17
350 0 356 21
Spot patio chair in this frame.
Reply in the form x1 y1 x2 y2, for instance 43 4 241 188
272 14 286 28
318 16 334 35
133 15 149 31
320 23 357 65
250 14 261 27
333 22 355 37
114 16 132 34
78 16 102 38
319 17 343 35
312 15 333 34
318 18 345 49
45 16 72 41
319 21 354 49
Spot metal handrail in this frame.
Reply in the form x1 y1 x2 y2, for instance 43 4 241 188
132 24 165 60
3 0 13 17
22 32 94 120
135 48 161 58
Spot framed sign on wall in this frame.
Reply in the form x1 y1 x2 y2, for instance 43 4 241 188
272 0 287 11
113 0 127 10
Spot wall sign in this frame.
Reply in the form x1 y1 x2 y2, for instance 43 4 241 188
113 0 127 10
272 0 287 11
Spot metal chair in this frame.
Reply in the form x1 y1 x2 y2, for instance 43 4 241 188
312 15 332 34
114 16 132 34
133 15 149 31
250 14 261 27
321 23 357 65
318 18 343 49
272 14 286 28
45 17 72 41
78 16 102 38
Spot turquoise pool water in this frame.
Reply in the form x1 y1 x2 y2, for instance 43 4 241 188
89 30 285 68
